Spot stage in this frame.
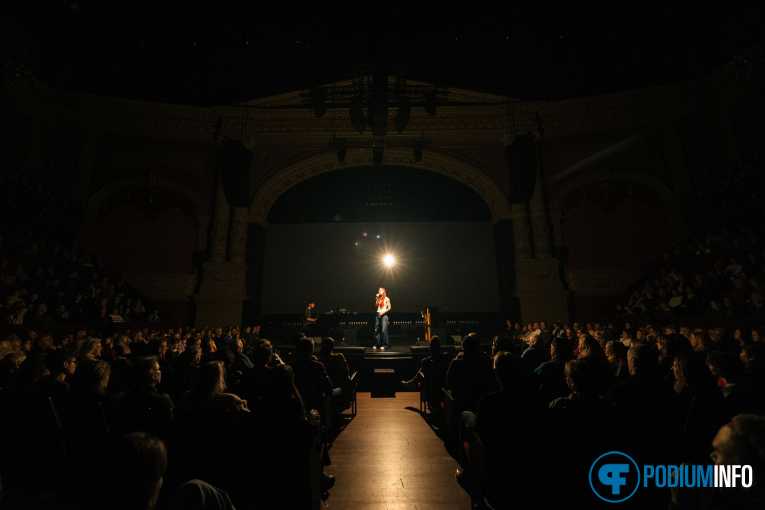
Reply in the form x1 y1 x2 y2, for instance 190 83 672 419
270 341 464 393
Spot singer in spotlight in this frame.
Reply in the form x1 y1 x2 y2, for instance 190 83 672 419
374 287 392 350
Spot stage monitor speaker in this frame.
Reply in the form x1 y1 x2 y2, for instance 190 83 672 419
451 335 462 345
371 368 396 398
343 329 357 345
335 346 366 355
410 346 430 354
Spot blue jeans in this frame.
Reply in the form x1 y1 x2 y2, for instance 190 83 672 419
374 314 389 348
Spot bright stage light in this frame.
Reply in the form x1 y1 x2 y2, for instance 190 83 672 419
384 254 395 266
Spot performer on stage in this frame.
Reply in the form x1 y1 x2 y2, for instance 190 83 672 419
303 300 318 328
374 287 391 350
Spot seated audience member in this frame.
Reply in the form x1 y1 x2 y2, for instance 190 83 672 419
690 329 714 356
200 338 218 365
509 322 524 343
257 364 329 508
594 329 610 350
0 351 26 389
29 333 55 357
241 325 258 356
606 344 680 461
116 356 174 442
288 337 333 414
228 337 254 376
490 335 515 358
605 340 630 381
446 333 497 414
67 359 120 460
402 336 452 407
655 301 678 323
534 336 574 403
174 361 250 504
75 337 103 370
27 302 54 325
576 335 613 395
673 353 727 462
658 333 694 383
178 360 248 413
168 345 201 402
114 334 132 361
549 359 616 506
537 321 553 347
682 285 704 315
100 336 117 363
131 331 150 358
470 351 549 509
739 342 765 412
670 414 765 510
33 349 76 420
521 330 548 373
317 337 351 400
235 339 282 405
705 350 755 419
169 479 237 510
81 432 168 510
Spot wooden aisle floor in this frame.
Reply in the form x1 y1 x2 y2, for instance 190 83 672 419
322 392 471 510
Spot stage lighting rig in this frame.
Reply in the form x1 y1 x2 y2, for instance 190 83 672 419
307 68 445 165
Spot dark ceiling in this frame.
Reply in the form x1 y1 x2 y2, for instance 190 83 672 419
3 0 763 106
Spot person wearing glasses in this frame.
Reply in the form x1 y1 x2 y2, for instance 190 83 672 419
116 356 174 441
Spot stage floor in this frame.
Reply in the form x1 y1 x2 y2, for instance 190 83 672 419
324 392 470 509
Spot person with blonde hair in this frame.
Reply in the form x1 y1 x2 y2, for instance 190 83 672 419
179 360 248 413
76 337 102 365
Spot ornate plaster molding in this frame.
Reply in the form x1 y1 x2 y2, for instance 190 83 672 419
125 273 196 302
85 175 211 216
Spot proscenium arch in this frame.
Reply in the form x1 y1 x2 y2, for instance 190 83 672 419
248 148 512 225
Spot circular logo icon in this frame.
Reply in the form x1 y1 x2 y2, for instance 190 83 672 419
589 451 641 503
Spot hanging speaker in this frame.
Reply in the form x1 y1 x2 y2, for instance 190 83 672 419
218 139 252 207
506 133 538 203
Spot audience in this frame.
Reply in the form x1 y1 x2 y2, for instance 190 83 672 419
0 160 763 508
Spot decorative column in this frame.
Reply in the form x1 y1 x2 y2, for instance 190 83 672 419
511 202 533 259
193 178 249 327
529 169 554 258
228 207 249 262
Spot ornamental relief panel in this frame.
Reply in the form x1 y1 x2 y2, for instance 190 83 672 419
566 269 643 297
228 208 249 261
512 215 533 259
516 260 560 283
126 273 196 301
